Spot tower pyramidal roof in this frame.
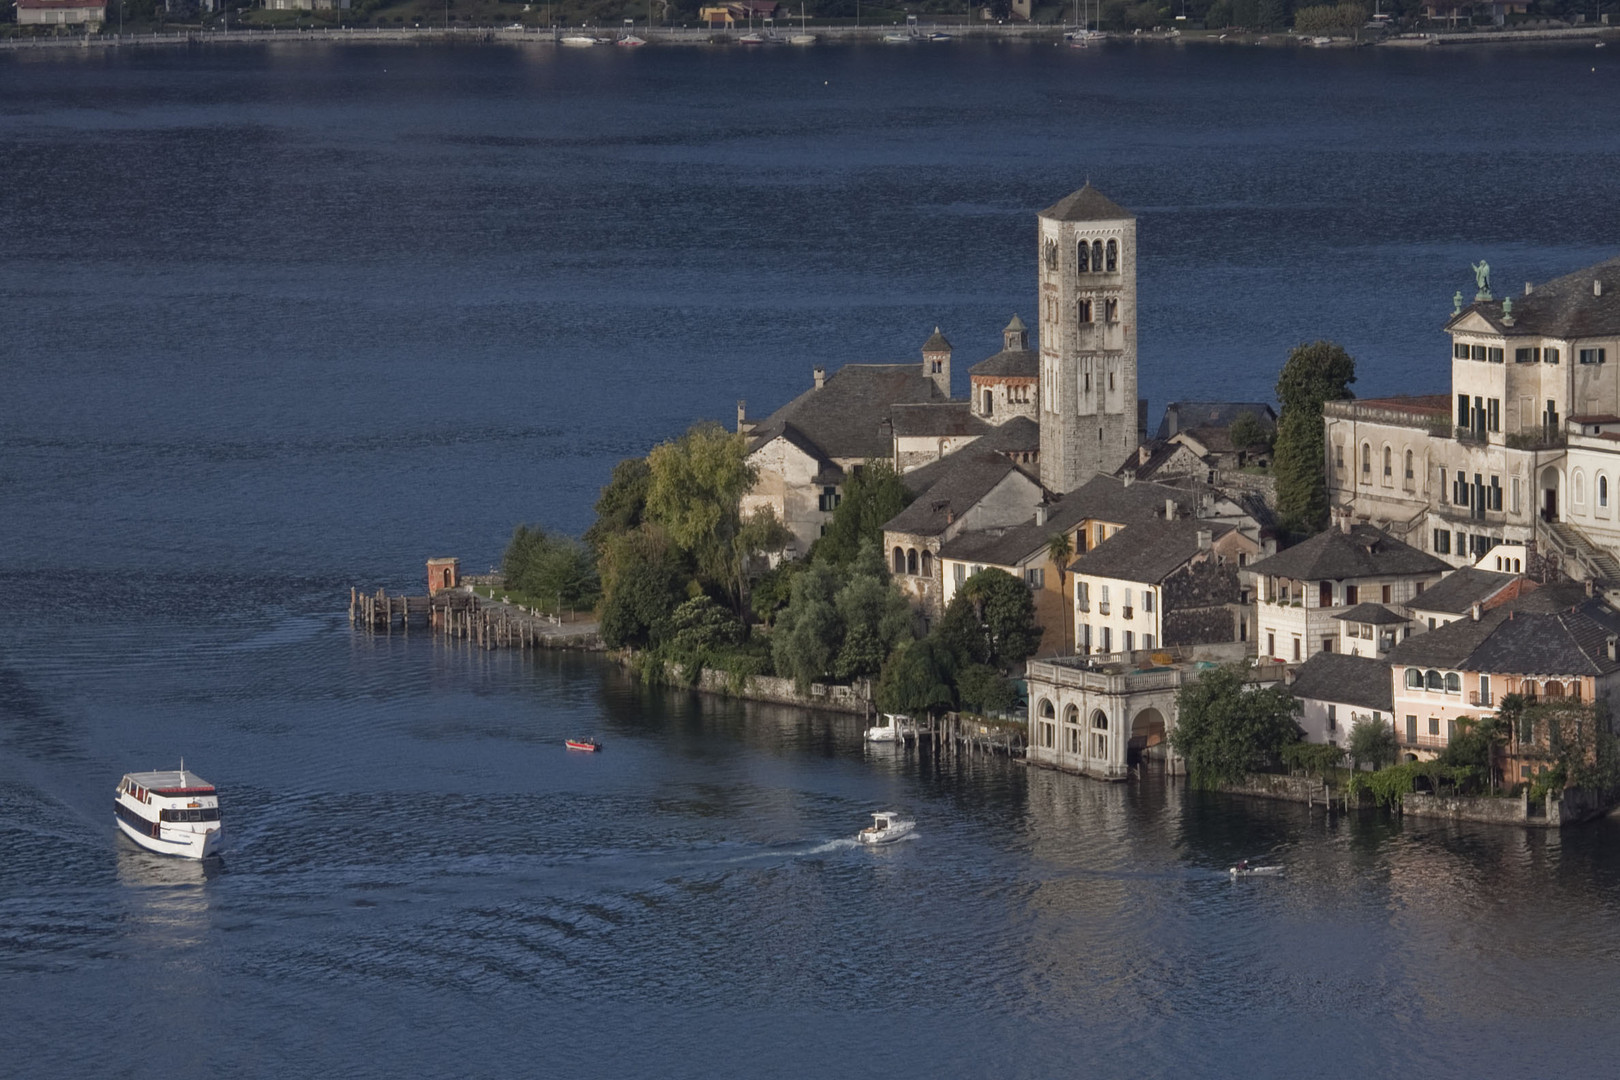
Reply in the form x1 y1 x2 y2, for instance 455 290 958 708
1040 183 1134 223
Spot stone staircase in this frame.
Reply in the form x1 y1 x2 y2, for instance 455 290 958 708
1542 520 1620 587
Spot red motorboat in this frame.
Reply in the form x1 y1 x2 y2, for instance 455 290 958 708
565 739 601 753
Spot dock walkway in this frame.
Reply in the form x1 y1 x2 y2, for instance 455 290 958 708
349 585 601 650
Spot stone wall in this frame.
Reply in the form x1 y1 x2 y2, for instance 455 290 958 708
1221 772 1330 804
642 656 873 715
1163 558 1241 646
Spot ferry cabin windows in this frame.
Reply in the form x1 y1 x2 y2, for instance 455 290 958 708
159 807 221 823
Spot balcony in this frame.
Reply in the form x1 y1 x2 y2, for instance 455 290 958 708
1077 603 1090 613
1098 602 1111 615
1122 607 1133 620
1469 690 1493 707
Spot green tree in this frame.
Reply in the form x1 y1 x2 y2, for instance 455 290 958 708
832 541 914 680
937 568 1043 672
812 460 913 568
666 595 746 672
956 663 1018 717
1227 411 1274 453
502 524 600 611
583 458 651 554
597 527 685 650
1347 715 1397 772
875 637 957 718
771 561 843 691
644 422 761 613
1273 340 1357 534
1170 664 1303 789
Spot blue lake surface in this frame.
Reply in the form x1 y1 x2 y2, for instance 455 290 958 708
3 38 1620 1078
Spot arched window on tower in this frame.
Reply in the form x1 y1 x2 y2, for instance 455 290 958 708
906 549 918 575
1091 240 1104 271
1105 298 1118 322
1405 449 1414 481
1045 240 1058 271
1106 239 1117 271
1362 443 1371 477
1384 446 1393 478
1077 299 1093 324
1077 240 1089 272
893 547 905 574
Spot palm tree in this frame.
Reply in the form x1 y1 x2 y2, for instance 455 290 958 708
1046 530 1074 655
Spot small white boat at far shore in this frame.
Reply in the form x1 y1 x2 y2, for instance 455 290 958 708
858 811 915 845
560 35 598 47
115 766 223 859
1229 863 1283 878
864 713 913 743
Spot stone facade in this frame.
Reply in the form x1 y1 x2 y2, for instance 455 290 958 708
1037 186 1141 495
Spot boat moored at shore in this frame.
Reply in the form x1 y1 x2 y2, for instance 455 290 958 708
114 767 223 859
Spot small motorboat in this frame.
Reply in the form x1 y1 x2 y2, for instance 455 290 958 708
857 811 915 845
1229 862 1283 877
560 35 598 47
114 765 223 860
565 739 602 752
864 713 911 743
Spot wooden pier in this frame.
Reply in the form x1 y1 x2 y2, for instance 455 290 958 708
349 586 602 650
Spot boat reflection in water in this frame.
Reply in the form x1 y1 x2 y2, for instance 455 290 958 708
114 845 223 950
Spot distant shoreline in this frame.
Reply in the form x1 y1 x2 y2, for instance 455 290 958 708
1 22 1614 55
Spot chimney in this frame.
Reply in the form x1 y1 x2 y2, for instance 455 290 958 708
1139 444 1152 466
1165 403 1180 437
736 399 747 433
1339 514 1352 535
1587 577 1597 598
1597 280 1605 298
1197 528 1212 551
813 366 826 390
1165 498 1177 521
1525 281 1533 296
1035 505 1047 527
1608 636 1618 663
1471 602 1481 622
1123 474 1134 488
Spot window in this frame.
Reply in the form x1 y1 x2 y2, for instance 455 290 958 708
1334 443 1344 468
1077 299 1093 324
1406 715 1417 743
1045 240 1058 271
1091 240 1103 270
1092 710 1108 730
1445 673 1461 693
1457 394 1470 429
1453 342 1470 360
1576 471 1587 505
1320 581 1333 607
1489 475 1503 512
1077 581 1089 610
1439 468 1449 505
983 389 993 415
1292 638 1301 661
1039 723 1055 749
1362 443 1372 476
1512 476 1521 515
1488 347 1504 364
1267 631 1276 657
1447 719 1457 741
1580 348 1607 365
1105 239 1117 272
954 563 965 585
893 547 905 574
1471 345 1487 362
1123 631 1134 652
1546 347 1561 364
1328 704 1337 731
1100 627 1112 653
1346 585 1359 606
1322 638 1334 654
1105 298 1118 322
1405 450 1414 480
906 549 918 575
1383 446 1393 478
1382 584 1392 604
1488 398 1500 433
1143 591 1154 613
920 551 932 576
1077 240 1089 272
1426 670 1443 691
1515 347 1540 364
1406 668 1423 688
819 485 841 512
1025 567 1045 589
1429 716 1440 736
1601 475 1610 509
1099 585 1110 614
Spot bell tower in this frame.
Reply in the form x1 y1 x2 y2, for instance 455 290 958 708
1036 184 1140 494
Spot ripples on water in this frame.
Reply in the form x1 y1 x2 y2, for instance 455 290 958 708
5 39 1620 1078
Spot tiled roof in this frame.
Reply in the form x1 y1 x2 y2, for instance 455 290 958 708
1448 255 1620 339
883 448 1036 538
1067 519 1232 585
1156 401 1275 440
749 363 947 462
976 415 1041 453
938 522 1049 568
922 327 952 353
1246 524 1450 582
1040 184 1134 223
1288 652 1394 714
890 402 989 438
1045 474 1195 535
1114 439 1206 481
970 347 1038 379
1386 589 1620 676
1333 602 1408 626
1407 566 1518 615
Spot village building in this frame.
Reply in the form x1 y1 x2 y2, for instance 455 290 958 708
1323 254 1620 585
969 316 1040 428
16 0 105 23
1330 602 1410 658
1383 583 1619 779
1246 521 1449 664
1156 400 1278 473
1403 565 1526 632
1287 651 1394 747
1070 518 1255 657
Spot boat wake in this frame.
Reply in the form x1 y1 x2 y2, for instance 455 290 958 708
802 837 861 856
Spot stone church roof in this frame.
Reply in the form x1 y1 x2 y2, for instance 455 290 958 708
1449 254 1620 339
1040 183 1134 223
890 402 987 438
748 363 948 463
922 327 952 353
969 346 1038 379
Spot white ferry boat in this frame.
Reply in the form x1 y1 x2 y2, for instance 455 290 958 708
114 767 223 859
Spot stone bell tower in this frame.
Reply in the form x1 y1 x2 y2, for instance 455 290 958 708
1036 184 1140 494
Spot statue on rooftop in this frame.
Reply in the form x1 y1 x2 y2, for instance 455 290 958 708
1453 291 1463 315
1471 259 1493 301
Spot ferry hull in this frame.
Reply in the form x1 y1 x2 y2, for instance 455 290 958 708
115 815 223 860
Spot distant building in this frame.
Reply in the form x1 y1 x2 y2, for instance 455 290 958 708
969 316 1039 428
1288 651 1394 747
16 0 106 25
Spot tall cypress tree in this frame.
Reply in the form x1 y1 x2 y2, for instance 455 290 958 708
1272 340 1356 536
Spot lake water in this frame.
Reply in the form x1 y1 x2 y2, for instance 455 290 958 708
3 38 1620 1078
